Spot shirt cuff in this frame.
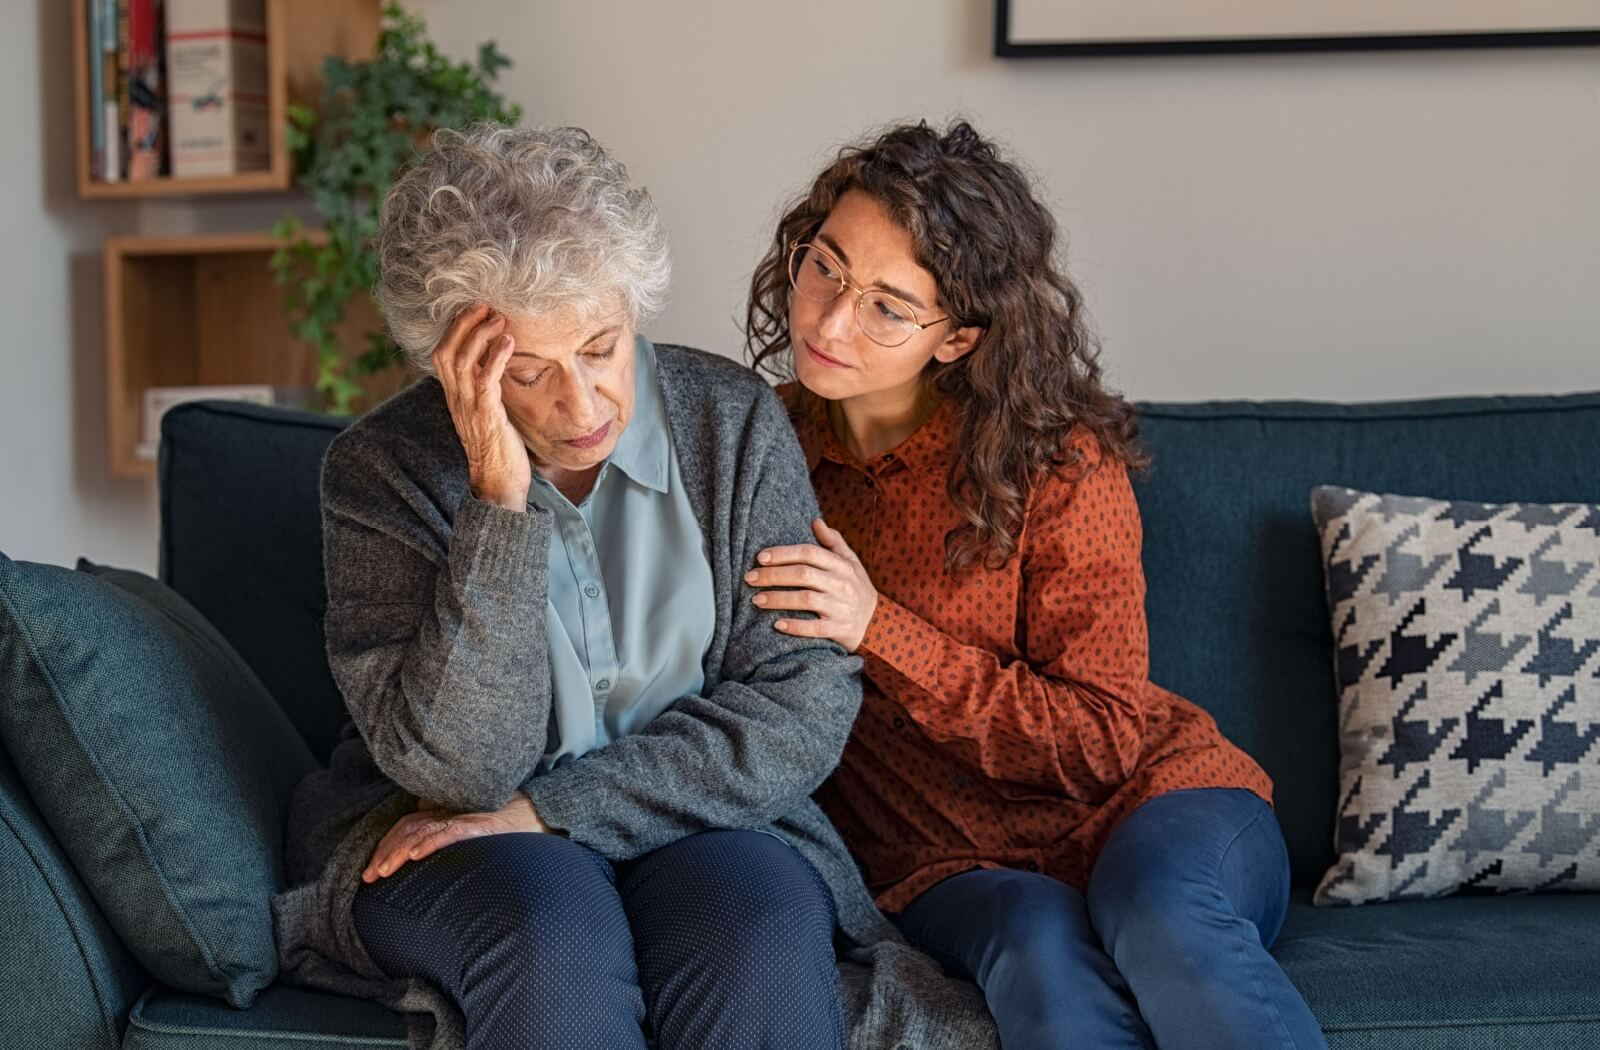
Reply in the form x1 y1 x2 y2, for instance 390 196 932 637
858 593 947 694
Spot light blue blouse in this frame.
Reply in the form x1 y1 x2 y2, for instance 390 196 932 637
528 335 716 770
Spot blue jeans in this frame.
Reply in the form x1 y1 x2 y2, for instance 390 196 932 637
895 788 1327 1050
352 829 843 1050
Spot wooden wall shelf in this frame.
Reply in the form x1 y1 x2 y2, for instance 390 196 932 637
104 232 409 478
80 1 399 480
73 0 381 200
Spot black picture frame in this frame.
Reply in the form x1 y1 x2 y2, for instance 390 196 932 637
994 0 1600 57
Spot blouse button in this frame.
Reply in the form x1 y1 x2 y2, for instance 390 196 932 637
892 716 905 730
863 475 876 489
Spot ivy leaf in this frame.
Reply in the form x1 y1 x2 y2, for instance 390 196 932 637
477 41 510 77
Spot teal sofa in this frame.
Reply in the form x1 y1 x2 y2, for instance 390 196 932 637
3 389 1598 1049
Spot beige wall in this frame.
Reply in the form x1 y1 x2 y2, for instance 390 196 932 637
5 0 1599 572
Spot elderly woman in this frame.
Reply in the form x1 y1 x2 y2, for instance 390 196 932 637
267 123 996 1050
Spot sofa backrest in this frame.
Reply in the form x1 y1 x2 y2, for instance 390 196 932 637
160 401 351 763
1133 392 1600 885
159 390 1600 887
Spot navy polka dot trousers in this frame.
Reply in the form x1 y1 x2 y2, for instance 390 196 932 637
353 828 844 1050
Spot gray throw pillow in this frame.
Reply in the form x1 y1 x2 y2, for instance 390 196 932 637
0 554 317 1005
1311 486 1600 906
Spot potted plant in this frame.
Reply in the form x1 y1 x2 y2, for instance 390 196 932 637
270 3 522 414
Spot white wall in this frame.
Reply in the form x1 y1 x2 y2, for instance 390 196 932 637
5 0 151 573
5 0 1599 572
411 0 1600 402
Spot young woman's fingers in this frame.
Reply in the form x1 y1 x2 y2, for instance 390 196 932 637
753 588 824 612
754 543 839 569
812 518 864 563
773 617 832 638
746 563 837 591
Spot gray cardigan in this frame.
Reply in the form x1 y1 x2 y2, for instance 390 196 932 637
268 344 998 1050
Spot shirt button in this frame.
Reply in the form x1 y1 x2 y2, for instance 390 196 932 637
863 475 876 489
892 716 905 730
595 679 611 691
584 584 600 598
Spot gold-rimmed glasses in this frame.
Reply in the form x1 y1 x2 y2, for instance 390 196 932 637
787 240 952 348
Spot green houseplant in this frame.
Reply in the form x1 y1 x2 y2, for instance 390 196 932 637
271 3 522 414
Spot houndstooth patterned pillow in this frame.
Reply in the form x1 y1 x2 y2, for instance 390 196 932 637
1311 485 1600 906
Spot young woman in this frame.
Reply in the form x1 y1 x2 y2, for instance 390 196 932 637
744 121 1328 1049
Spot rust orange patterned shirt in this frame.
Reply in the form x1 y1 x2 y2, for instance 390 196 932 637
783 387 1274 912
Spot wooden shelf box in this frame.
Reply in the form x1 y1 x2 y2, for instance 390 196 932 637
104 232 407 478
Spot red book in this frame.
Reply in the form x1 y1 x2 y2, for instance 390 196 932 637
126 0 166 180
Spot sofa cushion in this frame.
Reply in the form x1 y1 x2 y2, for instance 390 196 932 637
1309 486 1600 904
159 400 353 761
1273 889 1600 1049
123 985 406 1050
1133 391 1600 886
0 555 317 1007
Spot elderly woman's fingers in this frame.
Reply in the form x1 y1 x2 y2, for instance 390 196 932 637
479 334 515 395
363 820 415 881
363 811 450 881
454 313 506 386
431 307 531 510
432 304 493 375
365 820 426 880
407 820 494 865
439 315 503 402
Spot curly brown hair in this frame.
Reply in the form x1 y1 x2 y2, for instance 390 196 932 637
746 119 1148 572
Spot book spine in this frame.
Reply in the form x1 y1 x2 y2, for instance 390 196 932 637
116 0 131 181
126 0 164 179
100 0 121 182
166 0 271 178
88 0 103 180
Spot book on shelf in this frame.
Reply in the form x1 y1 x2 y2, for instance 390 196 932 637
166 0 270 178
89 0 103 179
93 0 123 181
115 0 131 178
127 0 166 180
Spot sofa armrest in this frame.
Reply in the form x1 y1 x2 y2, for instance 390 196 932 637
0 747 150 1049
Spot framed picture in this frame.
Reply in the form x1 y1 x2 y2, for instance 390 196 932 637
995 0 1600 56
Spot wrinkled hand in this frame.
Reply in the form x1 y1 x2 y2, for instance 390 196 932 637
362 790 550 883
433 304 531 511
748 518 878 653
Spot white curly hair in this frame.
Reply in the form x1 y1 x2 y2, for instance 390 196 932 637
375 122 671 373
